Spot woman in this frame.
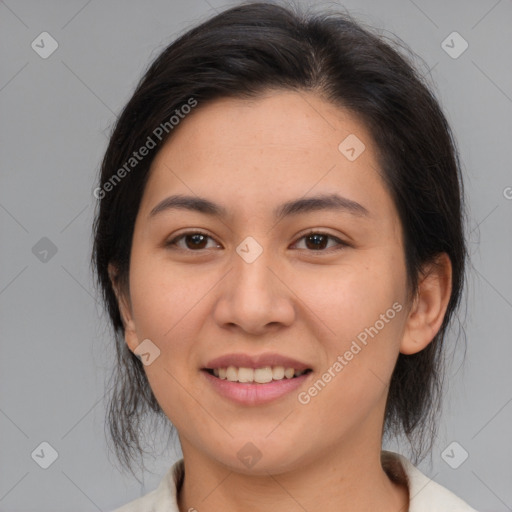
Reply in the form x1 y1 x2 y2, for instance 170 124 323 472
93 2 477 510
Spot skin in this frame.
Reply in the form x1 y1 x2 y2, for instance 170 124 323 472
111 90 452 512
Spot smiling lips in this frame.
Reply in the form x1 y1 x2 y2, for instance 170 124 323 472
202 353 313 404
204 352 311 382
208 365 310 383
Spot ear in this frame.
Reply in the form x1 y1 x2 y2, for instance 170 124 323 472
400 253 452 355
108 263 139 353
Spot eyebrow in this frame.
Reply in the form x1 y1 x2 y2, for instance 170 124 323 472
149 193 369 220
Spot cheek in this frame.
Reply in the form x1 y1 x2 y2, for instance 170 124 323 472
291 255 406 343
294 264 407 432
290 252 408 410
128 241 408 357
127 254 209 427
128 251 205 339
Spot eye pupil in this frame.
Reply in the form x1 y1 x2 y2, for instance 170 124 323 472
306 234 327 250
187 234 208 249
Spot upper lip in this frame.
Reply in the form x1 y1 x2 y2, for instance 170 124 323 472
204 353 311 371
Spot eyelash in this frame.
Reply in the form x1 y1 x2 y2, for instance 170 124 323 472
165 230 348 253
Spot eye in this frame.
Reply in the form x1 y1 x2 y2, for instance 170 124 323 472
292 231 347 252
166 231 221 251
165 230 348 253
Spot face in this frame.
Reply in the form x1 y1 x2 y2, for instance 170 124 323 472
118 90 414 474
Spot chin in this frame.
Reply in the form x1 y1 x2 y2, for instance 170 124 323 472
205 436 309 476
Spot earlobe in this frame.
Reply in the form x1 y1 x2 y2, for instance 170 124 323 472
400 253 452 355
108 263 139 353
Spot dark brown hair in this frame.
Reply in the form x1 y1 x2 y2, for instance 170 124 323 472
92 1 467 478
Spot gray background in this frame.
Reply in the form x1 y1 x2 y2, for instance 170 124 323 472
1 0 511 510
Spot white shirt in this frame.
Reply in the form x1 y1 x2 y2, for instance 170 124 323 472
110 451 478 511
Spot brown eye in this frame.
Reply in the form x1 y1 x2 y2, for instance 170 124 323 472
166 232 220 251
294 232 347 252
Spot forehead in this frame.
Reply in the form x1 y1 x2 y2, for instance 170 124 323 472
139 90 394 224
153 90 373 163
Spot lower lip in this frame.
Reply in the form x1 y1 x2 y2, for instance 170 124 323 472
202 370 311 405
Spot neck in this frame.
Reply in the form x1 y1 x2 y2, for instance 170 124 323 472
177 439 408 512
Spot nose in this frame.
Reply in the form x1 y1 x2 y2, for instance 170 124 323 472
212 248 296 336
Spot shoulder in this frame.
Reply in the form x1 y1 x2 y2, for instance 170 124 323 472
383 451 479 512
108 460 183 512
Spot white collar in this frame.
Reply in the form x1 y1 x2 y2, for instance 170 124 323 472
112 451 477 511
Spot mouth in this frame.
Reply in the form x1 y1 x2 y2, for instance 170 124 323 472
200 365 313 407
202 366 312 383
201 353 313 405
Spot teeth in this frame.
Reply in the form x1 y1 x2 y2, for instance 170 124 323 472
284 367 295 379
238 367 254 382
272 366 285 380
211 365 308 383
254 367 273 383
226 366 238 382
